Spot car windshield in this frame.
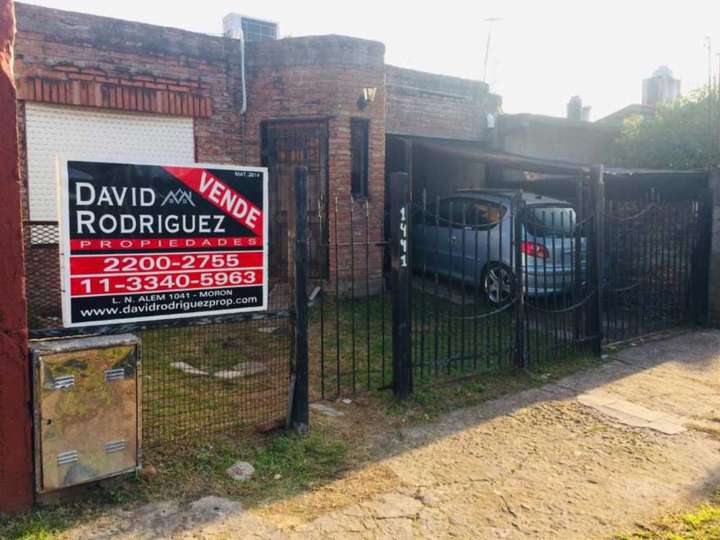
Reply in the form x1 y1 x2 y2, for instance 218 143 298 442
525 205 576 237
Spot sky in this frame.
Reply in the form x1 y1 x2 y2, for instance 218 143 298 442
19 0 720 120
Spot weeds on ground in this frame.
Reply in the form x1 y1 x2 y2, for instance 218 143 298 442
382 354 601 424
4 288 604 540
0 425 347 540
616 489 720 539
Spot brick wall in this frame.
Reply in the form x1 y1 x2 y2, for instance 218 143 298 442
13 3 501 301
13 2 389 294
242 37 387 281
385 65 500 141
0 0 33 514
14 2 242 166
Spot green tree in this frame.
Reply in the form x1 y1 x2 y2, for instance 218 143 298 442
612 86 720 170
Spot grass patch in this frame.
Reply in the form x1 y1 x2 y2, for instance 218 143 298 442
144 425 347 505
251 429 347 501
309 287 593 401
139 319 291 445
309 294 393 399
381 353 600 424
616 490 720 539
6 286 605 538
0 425 348 540
0 487 135 540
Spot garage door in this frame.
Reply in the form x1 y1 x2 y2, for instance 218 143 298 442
25 103 195 221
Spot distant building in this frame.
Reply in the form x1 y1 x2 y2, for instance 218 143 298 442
597 66 681 126
567 96 583 121
566 96 592 122
642 65 681 107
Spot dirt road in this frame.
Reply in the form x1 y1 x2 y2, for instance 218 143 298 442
64 330 720 539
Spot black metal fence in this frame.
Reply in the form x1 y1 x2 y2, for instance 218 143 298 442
25 221 62 328
305 187 393 400
602 192 709 342
304 167 712 398
24 165 713 440
405 174 600 383
25 221 294 447
409 188 521 381
521 175 602 365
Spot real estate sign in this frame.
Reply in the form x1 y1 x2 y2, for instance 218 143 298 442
58 160 268 327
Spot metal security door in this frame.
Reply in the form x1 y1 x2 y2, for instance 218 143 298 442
262 121 329 279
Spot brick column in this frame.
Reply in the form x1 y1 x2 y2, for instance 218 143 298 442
0 0 33 515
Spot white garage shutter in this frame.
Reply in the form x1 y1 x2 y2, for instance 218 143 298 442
25 103 196 221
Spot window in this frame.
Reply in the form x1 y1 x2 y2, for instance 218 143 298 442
351 118 369 198
525 205 576 237
417 198 507 228
429 198 508 228
438 198 467 225
465 200 507 228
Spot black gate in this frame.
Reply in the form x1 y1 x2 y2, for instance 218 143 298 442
304 187 393 400
405 175 601 383
602 187 711 343
519 176 601 365
304 167 712 398
408 187 521 381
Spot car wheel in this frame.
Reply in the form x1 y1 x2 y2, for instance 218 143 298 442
483 263 514 306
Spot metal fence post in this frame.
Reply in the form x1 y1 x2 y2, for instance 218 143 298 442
691 178 715 326
291 166 309 432
390 172 412 399
513 194 527 369
589 165 605 355
703 168 720 325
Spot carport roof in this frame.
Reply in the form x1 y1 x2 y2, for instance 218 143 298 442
406 138 707 180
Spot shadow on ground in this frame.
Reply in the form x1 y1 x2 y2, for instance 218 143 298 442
12 329 720 539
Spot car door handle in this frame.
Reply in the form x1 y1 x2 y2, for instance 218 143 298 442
450 236 457 243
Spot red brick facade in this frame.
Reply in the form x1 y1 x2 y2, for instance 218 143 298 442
18 67 212 118
13 2 498 301
0 0 33 515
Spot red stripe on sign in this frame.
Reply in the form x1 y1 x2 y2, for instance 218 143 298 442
70 268 264 296
70 251 264 275
163 167 263 235
70 236 263 251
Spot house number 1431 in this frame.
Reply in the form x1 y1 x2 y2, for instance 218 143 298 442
400 205 408 268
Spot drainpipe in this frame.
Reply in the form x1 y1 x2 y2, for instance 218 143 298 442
238 27 247 115
238 27 247 163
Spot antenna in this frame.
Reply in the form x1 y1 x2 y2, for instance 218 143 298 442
705 36 713 139
482 17 503 84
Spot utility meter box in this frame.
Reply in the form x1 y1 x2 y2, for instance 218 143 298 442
31 334 141 494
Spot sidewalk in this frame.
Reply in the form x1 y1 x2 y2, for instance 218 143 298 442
63 330 720 539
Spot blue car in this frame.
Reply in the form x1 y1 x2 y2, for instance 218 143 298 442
412 190 587 305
